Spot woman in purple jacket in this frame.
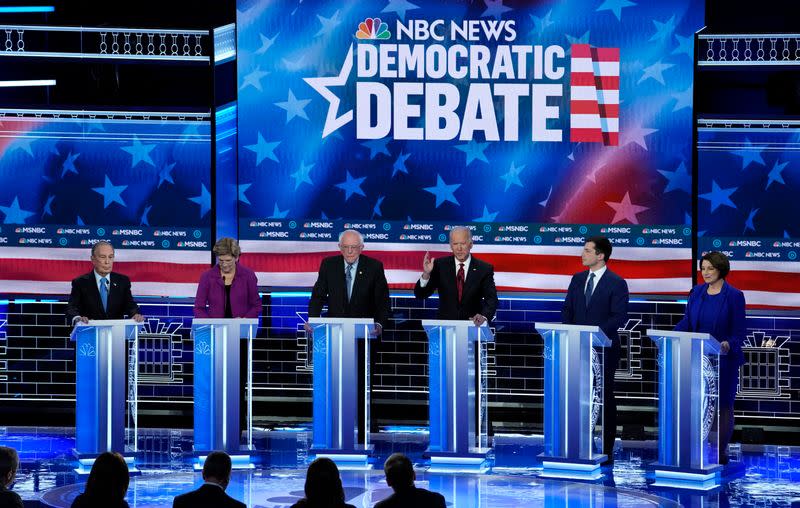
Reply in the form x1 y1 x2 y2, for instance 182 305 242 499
194 238 261 318
674 251 746 465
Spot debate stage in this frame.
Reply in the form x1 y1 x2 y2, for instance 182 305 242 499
4 427 791 508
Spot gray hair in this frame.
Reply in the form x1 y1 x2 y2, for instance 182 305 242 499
91 240 114 256
448 226 472 242
338 229 364 245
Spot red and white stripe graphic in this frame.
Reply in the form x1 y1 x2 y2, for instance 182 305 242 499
239 240 691 295
570 44 620 146
0 247 209 297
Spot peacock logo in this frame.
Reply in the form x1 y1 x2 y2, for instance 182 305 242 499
355 17 390 40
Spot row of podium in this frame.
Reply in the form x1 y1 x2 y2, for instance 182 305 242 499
71 318 726 489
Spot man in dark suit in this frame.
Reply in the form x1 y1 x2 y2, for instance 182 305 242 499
414 226 498 325
562 236 629 465
173 451 244 508
306 230 390 335
375 453 445 508
0 446 23 508
65 241 144 325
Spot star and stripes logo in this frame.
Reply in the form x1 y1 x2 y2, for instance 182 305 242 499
570 44 620 146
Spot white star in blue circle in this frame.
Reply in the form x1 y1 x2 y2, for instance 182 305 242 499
158 162 176 188
381 0 419 21
315 10 342 37
269 203 289 219
482 0 513 20
121 136 156 168
92 175 128 209
140 205 152 226
672 34 693 58
61 151 80 178
473 205 498 222
455 140 490 166
500 161 525 191
238 183 252 205
0 196 35 224
362 138 391 160
743 207 759 234
392 151 411 177
291 161 315 189
245 132 280 165
699 180 737 213
766 159 789 189
424 175 461 208
649 15 676 43
731 139 765 170
335 171 367 201
275 89 311 123
658 161 691 194
372 196 385 218
42 194 55 218
596 0 636 21
188 183 211 218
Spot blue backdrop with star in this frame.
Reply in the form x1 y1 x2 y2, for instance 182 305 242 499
236 0 701 227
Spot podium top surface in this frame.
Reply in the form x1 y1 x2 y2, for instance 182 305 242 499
421 319 494 340
192 318 259 326
308 317 374 325
70 319 142 341
646 329 722 354
535 322 600 333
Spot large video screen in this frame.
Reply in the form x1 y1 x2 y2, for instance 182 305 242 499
0 111 211 296
236 0 702 293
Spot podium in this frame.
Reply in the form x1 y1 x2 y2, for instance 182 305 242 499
191 318 259 468
535 323 611 479
423 320 493 473
309 317 375 467
647 329 724 489
71 319 141 473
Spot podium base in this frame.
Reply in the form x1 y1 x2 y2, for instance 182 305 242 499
310 445 374 470
427 449 491 474
72 450 140 476
193 449 258 470
538 454 607 480
652 464 723 490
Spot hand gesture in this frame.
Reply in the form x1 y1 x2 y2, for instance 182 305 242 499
720 340 730 354
422 251 434 279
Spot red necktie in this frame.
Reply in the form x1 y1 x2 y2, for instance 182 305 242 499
457 263 465 303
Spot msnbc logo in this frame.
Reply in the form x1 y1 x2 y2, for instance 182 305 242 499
355 17 390 40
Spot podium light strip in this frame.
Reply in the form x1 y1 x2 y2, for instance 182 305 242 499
107 331 112 452
564 332 569 456
338 326 343 449
222 326 227 450
0 79 56 87
452 328 457 452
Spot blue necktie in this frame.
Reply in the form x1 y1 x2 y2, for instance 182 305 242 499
100 277 109 311
585 272 595 306
346 264 353 301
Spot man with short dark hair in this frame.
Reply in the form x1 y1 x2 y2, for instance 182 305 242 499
65 241 144 325
0 446 24 508
374 453 445 508
173 451 244 508
561 236 629 465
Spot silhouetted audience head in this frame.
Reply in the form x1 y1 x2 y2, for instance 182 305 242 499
203 451 233 489
383 453 415 491
0 446 19 487
82 451 129 505
303 457 346 507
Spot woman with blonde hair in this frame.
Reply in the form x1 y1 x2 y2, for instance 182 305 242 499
194 237 261 319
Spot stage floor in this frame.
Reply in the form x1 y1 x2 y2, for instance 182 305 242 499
3 427 799 507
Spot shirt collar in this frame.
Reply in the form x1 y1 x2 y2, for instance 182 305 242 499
344 256 360 269
455 255 471 271
589 264 607 280
93 270 110 285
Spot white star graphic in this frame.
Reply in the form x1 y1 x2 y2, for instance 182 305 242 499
304 44 354 138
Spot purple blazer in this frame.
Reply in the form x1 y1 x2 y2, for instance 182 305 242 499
193 262 261 318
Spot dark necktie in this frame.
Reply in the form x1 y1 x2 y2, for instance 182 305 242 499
346 263 353 301
457 263 465 303
585 272 595 306
100 277 109 311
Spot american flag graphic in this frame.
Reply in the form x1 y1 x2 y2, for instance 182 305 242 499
570 44 620 146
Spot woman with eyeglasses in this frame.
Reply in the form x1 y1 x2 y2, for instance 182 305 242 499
193 237 261 319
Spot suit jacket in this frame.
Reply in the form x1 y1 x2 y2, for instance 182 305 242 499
308 254 391 327
0 484 24 508
561 268 629 350
172 484 245 508
674 281 746 366
375 487 446 508
413 255 498 322
70 493 129 508
65 271 139 323
193 263 262 318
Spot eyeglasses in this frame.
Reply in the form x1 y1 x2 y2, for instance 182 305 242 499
218 257 236 264
339 244 362 251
